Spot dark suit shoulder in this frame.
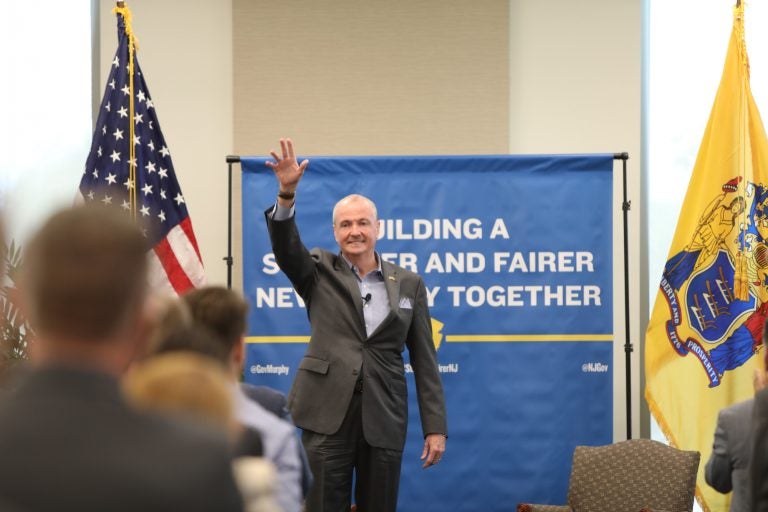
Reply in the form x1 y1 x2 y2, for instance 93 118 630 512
0 373 242 512
756 388 768 416
240 383 290 420
720 398 754 423
311 247 337 263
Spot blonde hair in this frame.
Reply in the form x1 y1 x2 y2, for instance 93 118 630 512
123 351 236 436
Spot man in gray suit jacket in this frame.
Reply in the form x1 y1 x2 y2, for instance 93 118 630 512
264 138 447 512
0 206 243 512
752 319 768 512
706 398 753 511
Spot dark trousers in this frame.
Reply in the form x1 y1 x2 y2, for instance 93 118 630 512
302 391 403 512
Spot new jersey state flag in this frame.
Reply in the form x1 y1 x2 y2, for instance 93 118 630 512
646 5 768 511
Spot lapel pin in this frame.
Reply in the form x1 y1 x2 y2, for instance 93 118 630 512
388 276 396 281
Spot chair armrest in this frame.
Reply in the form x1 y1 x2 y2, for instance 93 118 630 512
517 504 571 512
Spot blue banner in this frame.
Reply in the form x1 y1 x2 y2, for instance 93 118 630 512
241 154 614 511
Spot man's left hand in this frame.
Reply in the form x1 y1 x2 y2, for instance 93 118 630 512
421 434 446 468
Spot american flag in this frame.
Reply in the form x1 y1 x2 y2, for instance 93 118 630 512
79 7 205 294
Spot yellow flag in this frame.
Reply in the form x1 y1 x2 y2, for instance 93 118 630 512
645 5 768 511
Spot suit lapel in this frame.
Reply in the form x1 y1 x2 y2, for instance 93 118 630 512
383 263 400 313
333 254 367 336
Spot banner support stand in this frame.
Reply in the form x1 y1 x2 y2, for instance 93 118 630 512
227 152 632 439
224 155 241 289
614 152 632 440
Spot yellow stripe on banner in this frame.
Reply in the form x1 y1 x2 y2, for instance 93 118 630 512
246 336 311 344
245 334 613 343
445 334 613 342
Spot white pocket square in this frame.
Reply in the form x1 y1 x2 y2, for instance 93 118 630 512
399 297 412 309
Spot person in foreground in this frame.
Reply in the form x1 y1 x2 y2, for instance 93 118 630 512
0 206 242 512
751 320 768 511
124 349 280 512
707 365 767 511
179 286 304 512
264 138 447 512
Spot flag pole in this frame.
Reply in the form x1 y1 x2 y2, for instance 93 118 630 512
733 0 749 301
113 0 138 220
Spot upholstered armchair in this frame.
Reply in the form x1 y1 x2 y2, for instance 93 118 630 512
517 439 700 512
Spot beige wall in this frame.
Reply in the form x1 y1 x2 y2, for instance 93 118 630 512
98 0 643 441
233 0 510 156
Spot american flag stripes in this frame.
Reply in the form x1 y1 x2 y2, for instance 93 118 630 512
79 6 205 294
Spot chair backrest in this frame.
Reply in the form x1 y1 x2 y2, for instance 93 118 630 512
567 439 700 512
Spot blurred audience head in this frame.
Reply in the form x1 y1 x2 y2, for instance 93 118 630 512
759 318 768 392
21 206 147 370
183 286 249 348
149 324 231 368
141 294 193 358
135 325 268 458
124 351 237 436
763 316 768 351
182 286 249 373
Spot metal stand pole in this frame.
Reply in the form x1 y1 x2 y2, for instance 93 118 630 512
614 152 632 439
224 155 241 289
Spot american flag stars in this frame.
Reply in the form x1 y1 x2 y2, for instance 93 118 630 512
79 11 205 294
